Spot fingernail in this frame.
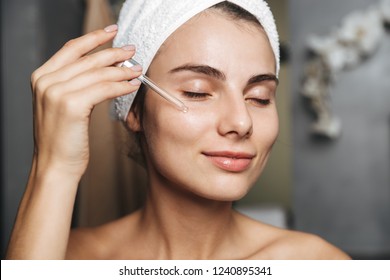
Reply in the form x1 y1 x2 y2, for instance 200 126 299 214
121 45 136 51
104 24 118 33
129 79 141 86
130 64 142 72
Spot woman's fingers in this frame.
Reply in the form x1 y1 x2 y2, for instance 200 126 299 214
35 64 142 120
33 45 137 94
32 26 119 87
40 66 142 116
69 80 141 114
54 45 136 84
39 79 141 123
48 65 142 97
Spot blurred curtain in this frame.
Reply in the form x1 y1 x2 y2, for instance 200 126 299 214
77 0 147 227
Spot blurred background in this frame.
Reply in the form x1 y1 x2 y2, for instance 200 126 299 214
1 0 389 259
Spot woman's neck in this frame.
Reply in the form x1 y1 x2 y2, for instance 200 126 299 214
137 181 239 259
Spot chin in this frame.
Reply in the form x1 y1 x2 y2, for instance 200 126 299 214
208 192 248 202
189 176 255 202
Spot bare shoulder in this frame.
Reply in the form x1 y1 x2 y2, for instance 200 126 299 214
66 211 140 259
235 212 350 260
256 229 351 260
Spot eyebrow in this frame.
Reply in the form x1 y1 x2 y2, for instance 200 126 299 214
168 63 278 86
168 64 226 80
247 74 279 86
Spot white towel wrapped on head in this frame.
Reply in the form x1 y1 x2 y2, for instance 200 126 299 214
113 0 280 121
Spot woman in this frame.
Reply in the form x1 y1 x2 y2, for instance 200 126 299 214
6 0 350 259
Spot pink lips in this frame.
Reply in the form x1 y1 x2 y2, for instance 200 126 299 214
203 151 255 172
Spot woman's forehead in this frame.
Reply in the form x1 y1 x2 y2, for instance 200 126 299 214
156 11 270 58
151 11 275 75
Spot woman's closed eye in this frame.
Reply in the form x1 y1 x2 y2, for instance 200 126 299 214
182 91 211 100
182 91 272 106
245 84 275 108
246 97 271 107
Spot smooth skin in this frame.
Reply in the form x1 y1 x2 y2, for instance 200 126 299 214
7 11 350 260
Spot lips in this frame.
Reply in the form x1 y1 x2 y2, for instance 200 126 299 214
202 151 255 172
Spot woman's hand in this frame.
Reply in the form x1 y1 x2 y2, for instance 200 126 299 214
6 25 141 259
31 24 141 177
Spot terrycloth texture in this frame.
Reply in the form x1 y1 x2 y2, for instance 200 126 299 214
113 0 280 121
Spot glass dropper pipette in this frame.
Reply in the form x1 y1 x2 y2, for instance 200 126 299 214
120 59 188 113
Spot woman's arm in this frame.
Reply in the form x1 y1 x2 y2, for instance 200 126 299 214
6 26 141 259
6 158 81 259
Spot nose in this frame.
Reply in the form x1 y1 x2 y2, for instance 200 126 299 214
217 93 253 139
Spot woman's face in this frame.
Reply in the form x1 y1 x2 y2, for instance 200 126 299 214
128 10 279 201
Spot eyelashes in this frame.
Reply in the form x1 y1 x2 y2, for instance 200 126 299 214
246 98 271 106
182 91 271 107
182 91 210 99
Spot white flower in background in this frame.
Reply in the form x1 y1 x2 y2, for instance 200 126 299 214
302 0 389 140
339 8 383 56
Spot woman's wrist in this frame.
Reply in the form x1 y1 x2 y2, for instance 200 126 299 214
33 154 86 186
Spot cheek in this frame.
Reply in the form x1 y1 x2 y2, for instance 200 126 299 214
142 103 213 160
269 111 280 142
253 110 279 149
141 106 217 190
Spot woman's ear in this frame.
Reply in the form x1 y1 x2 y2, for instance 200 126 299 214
126 108 142 132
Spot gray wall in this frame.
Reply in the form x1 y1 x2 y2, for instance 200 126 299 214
290 0 390 257
1 0 84 258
